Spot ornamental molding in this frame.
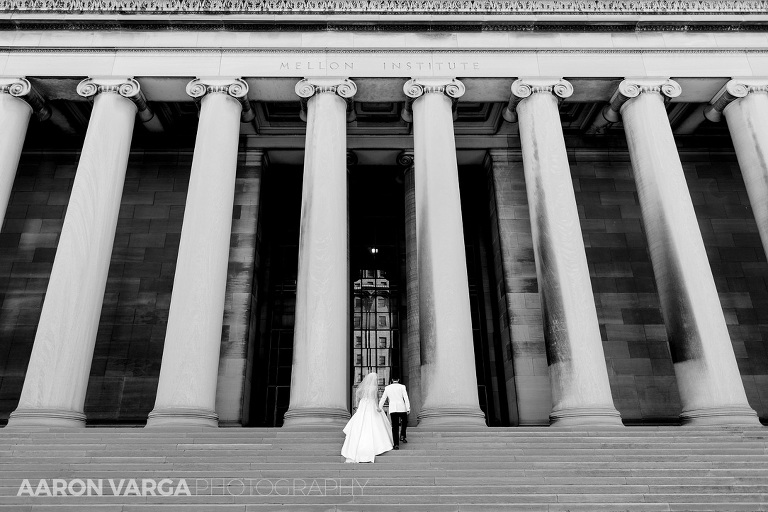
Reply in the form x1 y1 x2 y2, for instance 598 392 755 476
77 76 154 122
186 77 254 122
704 77 768 121
294 77 357 122
503 77 572 123
0 77 50 121
1 0 768 14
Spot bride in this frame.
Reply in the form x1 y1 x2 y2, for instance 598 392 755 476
341 372 394 463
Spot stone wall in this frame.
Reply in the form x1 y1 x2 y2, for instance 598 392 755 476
0 150 261 424
488 148 768 424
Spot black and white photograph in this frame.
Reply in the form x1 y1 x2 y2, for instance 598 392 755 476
0 0 767 509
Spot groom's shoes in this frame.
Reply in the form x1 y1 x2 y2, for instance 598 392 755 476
393 445 399 450
400 437 407 444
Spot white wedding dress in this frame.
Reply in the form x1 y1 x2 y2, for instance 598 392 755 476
341 396 394 463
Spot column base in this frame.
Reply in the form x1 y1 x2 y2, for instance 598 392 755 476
6 408 86 428
145 407 218 428
549 406 623 427
680 405 761 426
417 406 487 427
282 407 350 428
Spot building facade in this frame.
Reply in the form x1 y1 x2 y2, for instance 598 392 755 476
0 0 767 429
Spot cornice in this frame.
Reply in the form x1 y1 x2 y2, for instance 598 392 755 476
4 47 768 54
1 0 768 14
2 22 768 32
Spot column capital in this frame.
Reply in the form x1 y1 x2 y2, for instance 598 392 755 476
396 149 414 168
78 77 154 123
703 78 768 122
601 78 682 123
295 77 357 100
503 78 573 123
0 77 50 121
186 78 254 123
403 77 465 100
401 78 464 123
295 78 357 123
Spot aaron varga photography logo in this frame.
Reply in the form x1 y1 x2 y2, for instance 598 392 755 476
17 478 369 497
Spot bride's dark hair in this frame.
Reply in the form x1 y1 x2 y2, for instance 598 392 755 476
356 372 379 405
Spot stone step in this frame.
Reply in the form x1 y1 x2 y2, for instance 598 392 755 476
3 475 768 487
2 492 768 504
4 462 768 473
1 427 764 436
8 484 765 496
5 469 768 481
5 446 767 457
0 505 765 512
4 438 766 447
2 426 765 510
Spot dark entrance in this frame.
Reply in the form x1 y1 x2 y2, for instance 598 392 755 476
249 162 508 426
350 166 404 404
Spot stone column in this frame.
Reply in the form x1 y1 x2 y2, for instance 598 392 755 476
7 78 147 428
147 79 251 428
403 77 485 427
398 150 423 426
505 78 622 426
0 78 49 228
282 78 356 428
611 78 759 425
704 80 768 260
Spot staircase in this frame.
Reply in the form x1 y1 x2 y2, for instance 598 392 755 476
0 426 766 511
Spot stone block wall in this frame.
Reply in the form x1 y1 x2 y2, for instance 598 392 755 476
0 155 74 418
489 148 768 424
0 149 261 424
487 150 551 425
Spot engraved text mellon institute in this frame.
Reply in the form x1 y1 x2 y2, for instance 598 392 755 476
279 60 482 71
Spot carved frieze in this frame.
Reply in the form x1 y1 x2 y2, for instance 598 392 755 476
1 0 766 14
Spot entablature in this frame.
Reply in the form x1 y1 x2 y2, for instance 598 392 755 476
1 0 768 30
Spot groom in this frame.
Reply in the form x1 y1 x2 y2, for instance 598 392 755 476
378 376 410 450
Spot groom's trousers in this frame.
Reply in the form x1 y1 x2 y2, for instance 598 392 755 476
390 412 407 445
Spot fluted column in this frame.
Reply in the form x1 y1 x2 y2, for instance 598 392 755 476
7 78 147 428
398 150 423 426
147 79 250 428
612 78 759 425
404 77 485 426
282 78 356 428
704 80 768 260
0 78 49 229
505 78 622 426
